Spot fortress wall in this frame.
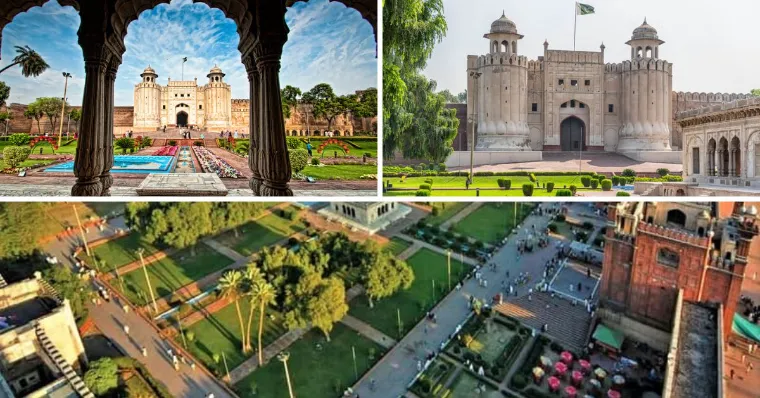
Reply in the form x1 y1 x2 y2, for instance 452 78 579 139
671 92 750 148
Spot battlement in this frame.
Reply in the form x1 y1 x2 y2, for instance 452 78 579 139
676 96 760 119
545 50 602 64
605 59 672 73
167 80 197 87
637 222 710 247
527 59 543 71
231 99 250 104
674 91 751 103
476 54 529 68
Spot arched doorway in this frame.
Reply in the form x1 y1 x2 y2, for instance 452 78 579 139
176 111 188 127
560 117 585 151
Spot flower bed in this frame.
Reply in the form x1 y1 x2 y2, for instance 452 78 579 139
192 146 242 178
153 146 178 156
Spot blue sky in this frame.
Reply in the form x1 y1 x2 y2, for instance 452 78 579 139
0 0 377 105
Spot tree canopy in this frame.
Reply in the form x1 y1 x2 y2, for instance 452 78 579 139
83 358 119 397
383 0 456 163
0 203 48 260
0 81 9 109
751 89 760 97
281 85 302 119
0 45 49 77
302 83 349 131
43 265 91 322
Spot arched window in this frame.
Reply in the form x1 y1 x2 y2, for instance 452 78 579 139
512 41 517 54
657 248 680 268
199 104 202 110
636 47 643 58
645 46 652 57
501 40 509 53
666 209 687 228
493 41 499 53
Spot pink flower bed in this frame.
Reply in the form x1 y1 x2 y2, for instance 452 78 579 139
153 146 178 156
192 146 242 178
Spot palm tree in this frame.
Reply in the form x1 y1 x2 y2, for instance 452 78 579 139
243 266 264 353
219 270 247 353
0 46 49 77
251 279 275 365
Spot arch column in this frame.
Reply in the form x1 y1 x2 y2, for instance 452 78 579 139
72 7 112 196
251 0 292 196
243 51 262 195
100 56 121 196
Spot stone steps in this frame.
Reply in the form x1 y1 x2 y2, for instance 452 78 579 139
35 324 95 398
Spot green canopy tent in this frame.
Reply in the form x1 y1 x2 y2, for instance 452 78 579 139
592 324 625 357
733 313 760 343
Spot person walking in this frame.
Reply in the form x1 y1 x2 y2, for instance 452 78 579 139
141 346 148 357
123 324 130 335
306 141 313 157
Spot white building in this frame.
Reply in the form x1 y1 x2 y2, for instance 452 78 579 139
319 202 411 235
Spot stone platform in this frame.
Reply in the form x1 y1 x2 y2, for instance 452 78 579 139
135 173 228 196
444 150 543 168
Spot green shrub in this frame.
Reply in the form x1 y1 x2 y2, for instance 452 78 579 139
582 221 594 230
186 331 195 341
115 137 135 155
616 192 631 197
167 139 177 146
503 179 512 190
415 189 431 196
497 178 512 189
601 179 613 191
418 379 433 393
596 174 606 182
621 168 636 177
424 178 434 185
288 148 309 174
548 223 558 232
611 175 621 186
193 140 204 146
556 189 572 197
438 162 446 171
511 374 528 390
418 162 427 171
556 214 566 222
285 137 301 149
657 168 670 177
2 146 31 169
569 185 577 195
419 184 431 190
522 183 534 196
590 179 599 189
84 358 119 396
546 182 555 192
8 133 30 146
432 207 440 216
311 157 320 165
580 176 591 188
142 136 153 147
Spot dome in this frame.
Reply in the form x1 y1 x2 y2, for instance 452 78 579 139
631 18 659 40
142 65 156 75
209 65 223 74
490 12 518 34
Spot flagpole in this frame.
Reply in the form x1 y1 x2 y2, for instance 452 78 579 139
574 2 577 51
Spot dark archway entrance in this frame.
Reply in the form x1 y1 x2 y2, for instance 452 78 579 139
176 111 188 127
560 117 585 151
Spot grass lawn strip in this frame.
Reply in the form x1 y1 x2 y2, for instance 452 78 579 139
215 208 305 257
90 232 160 272
181 298 287 373
303 164 376 180
424 203 470 226
385 175 597 190
234 323 384 398
449 371 498 396
348 248 467 338
386 237 412 256
117 243 234 305
452 203 534 244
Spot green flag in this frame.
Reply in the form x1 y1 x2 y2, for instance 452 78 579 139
576 2 595 15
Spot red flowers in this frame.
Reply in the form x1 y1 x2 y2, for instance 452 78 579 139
153 146 178 156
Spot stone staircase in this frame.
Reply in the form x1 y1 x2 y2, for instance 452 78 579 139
494 291 591 351
35 324 95 398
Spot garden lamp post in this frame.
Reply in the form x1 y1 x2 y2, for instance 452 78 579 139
58 72 71 148
447 250 451 291
278 352 295 398
468 71 482 185
72 204 90 256
137 248 158 313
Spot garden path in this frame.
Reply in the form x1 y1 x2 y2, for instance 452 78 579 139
397 241 422 260
352 207 561 398
401 236 480 267
439 202 483 230
339 315 397 349
43 218 234 398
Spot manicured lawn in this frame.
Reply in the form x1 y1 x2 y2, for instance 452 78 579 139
116 243 234 305
349 248 467 338
385 237 412 256
235 323 384 398
424 202 469 226
90 233 160 272
303 164 376 180
384 175 611 196
452 203 534 244
0 139 79 155
181 299 287 373
215 207 305 257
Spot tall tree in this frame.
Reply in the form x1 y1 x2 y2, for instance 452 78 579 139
68 108 81 134
219 270 248 353
363 251 414 307
752 89 760 97
0 46 49 77
0 81 9 109
383 0 448 160
43 265 91 321
24 102 43 134
456 90 467 103
281 85 302 119
438 89 457 104
34 97 65 134
353 88 378 118
0 112 11 136
0 203 47 259
306 277 348 341
251 278 275 365
302 83 347 131
83 358 119 396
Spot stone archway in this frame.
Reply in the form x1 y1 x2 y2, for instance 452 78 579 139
0 0 377 197
560 116 585 152
176 111 188 127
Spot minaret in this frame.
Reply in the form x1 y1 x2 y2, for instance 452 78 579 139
618 19 672 152
470 12 530 151
204 65 231 130
134 65 161 128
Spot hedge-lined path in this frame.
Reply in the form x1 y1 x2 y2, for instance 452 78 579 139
439 202 483 230
352 209 560 398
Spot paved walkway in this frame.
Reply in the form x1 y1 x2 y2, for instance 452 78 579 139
457 152 683 174
204 238 247 262
440 202 482 230
352 205 564 397
0 183 375 196
43 219 234 398
340 315 397 349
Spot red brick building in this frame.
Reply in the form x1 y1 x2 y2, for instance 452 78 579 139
599 202 759 335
